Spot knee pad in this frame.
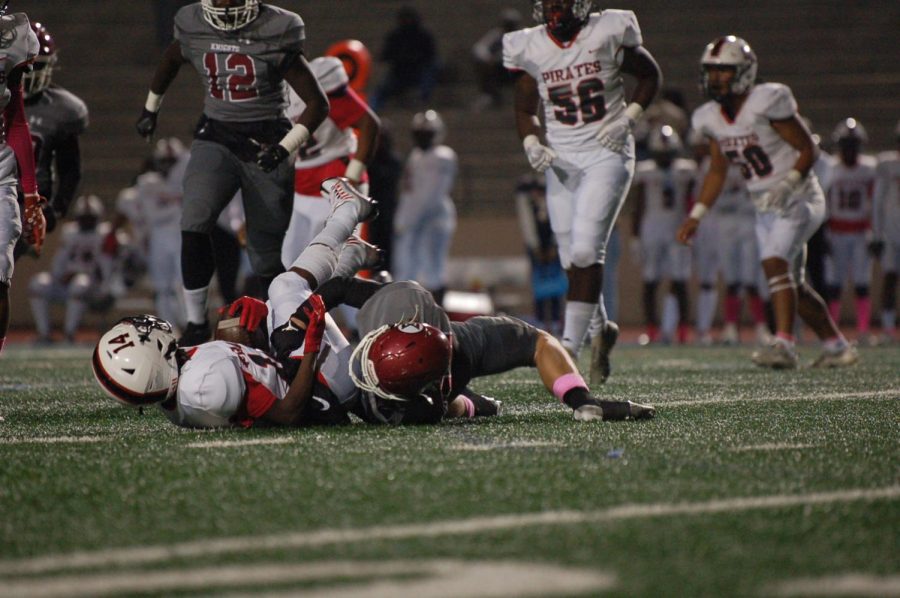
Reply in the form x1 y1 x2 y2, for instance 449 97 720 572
767 273 796 294
28 271 53 296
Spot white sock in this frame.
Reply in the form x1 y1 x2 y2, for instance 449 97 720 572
562 301 595 354
661 294 679 339
696 289 717 334
183 286 209 325
29 297 51 338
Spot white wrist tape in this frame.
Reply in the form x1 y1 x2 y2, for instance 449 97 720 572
345 158 365 182
277 123 311 154
689 203 708 220
523 134 542 150
145 91 164 113
624 102 644 123
785 169 803 186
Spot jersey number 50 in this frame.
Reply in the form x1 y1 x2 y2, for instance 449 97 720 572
725 146 774 179
548 78 606 126
204 52 259 102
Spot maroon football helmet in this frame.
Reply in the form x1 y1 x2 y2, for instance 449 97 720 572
350 322 452 402
23 21 57 99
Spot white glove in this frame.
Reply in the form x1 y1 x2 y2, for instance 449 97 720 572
759 170 803 214
596 102 643 154
523 135 557 173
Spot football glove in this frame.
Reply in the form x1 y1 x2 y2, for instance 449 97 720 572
135 108 158 141
522 135 557 173
224 296 269 332
257 144 289 172
758 169 803 214
595 102 643 155
301 294 327 354
22 193 47 255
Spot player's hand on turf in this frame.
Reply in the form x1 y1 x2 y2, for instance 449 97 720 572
22 193 47 255
135 108 158 141
256 144 289 172
595 115 634 154
676 218 699 245
300 294 326 354
522 135 557 173
225 296 269 332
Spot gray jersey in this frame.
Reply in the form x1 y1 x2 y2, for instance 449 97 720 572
175 3 304 123
26 85 89 195
356 281 451 337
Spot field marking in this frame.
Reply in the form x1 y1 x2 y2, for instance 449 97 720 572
663 388 899 407
448 441 563 451
0 436 108 445
729 443 819 452
771 573 900 596
2 485 896 577
186 438 295 449
0 559 614 598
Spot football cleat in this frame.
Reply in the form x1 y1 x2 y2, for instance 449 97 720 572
179 320 211 347
755 322 773 346
344 235 385 271
573 399 655 422
721 322 740 346
321 177 378 222
811 344 860 368
751 342 799 369
589 320 619 385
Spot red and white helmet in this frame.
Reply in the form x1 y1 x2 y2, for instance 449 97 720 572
201 0 260 31
350 322 452 402
648 125 683 156
700 36 758 99
23 21 57 99
831 117 868 145
532 0 593 34
92 315 179 407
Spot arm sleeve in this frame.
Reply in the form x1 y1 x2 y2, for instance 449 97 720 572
5 77 37 194
327 87 368 129
762 84 798 121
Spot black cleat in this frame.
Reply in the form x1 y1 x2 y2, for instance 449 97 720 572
590 320 619 385
179 320 211 347
573 399 655 422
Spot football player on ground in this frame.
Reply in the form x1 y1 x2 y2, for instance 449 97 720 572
823 118 878 343
14 20 88 250
677 36 857 369
872 120 900 342
281 55 380 268
631 126 695 344
92 178 378 428
0 6 41 354
286 274 656 425
504 0 661 384
136 0 329 347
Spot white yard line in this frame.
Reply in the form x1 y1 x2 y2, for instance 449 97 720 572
771 574 900 596
662 388 899 407
1 486 896 576
729 443 819 452
0 560 614 598
0 436 108 445
186 438 295 449
448 441 563 451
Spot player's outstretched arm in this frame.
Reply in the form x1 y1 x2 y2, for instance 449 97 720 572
136 41 187 140
677 138 727 245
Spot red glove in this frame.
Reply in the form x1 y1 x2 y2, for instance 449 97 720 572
301 294 327 354
225 296 269 332
22 193 47 255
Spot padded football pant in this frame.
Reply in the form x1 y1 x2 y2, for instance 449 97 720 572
0 183 20 285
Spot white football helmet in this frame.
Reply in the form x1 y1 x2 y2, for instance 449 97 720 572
648 125 683 155
72 194 104 220
92 315 179 407
831 117 868 145
411 109 446 145
201 0 260 31
700 36 758 100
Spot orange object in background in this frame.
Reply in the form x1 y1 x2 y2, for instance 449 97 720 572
325 39 372 95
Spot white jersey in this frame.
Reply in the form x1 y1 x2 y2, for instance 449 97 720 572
692 83 802 194
503 10 642 153
875 150 900 241
394 145 458 234
634 158 695 227
825 155 877 232
163 341 288 428
286 56 357 169
133 171 181 230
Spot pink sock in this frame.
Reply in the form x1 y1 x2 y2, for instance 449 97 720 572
458 396 475 418
551 372 588 403
724 295 742 323
749 296 766 324
855 297 871 334
775 331 795 345
828 300 841 324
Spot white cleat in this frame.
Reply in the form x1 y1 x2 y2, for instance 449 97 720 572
321 177 378 221
811 344 860 368
590 321 619 385
755 323 773 346
751 342 799 370
721 322 740 346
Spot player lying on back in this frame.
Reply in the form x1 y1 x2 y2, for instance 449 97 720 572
677 36 857 369
91 178 377 428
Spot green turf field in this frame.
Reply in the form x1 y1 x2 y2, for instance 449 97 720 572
1 343 898 597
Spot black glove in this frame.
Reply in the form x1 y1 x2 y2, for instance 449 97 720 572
256 144 289 172
868 240 885 259
136 108 158 140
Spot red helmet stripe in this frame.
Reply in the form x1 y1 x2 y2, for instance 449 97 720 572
710 38 727 57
